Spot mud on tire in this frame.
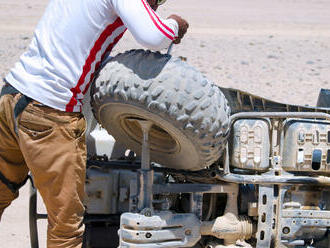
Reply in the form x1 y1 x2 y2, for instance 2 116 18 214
91 49 230 171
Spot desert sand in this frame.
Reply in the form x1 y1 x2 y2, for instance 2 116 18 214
0 0 329 247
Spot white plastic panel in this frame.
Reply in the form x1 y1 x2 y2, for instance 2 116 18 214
231 119 270 171
282 119 330 173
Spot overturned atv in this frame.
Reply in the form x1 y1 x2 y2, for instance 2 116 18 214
30 50 330 248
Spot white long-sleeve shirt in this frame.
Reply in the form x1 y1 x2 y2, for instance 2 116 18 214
5 0 178 112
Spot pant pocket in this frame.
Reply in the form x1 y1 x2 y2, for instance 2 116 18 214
19 120 54 140
18 106 55 140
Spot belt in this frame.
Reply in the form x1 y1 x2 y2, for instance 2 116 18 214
1 83 33 121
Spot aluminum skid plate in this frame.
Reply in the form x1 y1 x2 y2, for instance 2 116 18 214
119 211 201 247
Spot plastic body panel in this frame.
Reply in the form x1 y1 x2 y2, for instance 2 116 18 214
282 119 330 173
231 119 270 171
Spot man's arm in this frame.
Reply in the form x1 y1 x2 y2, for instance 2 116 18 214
110 0 184 50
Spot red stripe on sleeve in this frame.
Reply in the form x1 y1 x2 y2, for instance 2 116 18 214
144 0 175 36
140 0 174 40
66 18 124 112
82 30 126 95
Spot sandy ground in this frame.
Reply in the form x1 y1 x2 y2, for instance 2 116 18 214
0 0 329 247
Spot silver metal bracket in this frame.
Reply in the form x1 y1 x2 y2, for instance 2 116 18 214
135 119 154 211
119 211 201 248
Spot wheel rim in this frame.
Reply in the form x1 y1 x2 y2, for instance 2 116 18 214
119 114 180 154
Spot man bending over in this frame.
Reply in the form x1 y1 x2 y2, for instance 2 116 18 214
0 0 188 247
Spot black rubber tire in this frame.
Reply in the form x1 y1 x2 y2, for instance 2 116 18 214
91 49 230 171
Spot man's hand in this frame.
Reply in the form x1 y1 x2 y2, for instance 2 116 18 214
168 15 189 44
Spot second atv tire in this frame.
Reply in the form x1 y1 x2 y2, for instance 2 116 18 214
91 50 230 171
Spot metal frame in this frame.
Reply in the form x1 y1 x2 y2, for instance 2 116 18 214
216 112 330 185
29 178 47 248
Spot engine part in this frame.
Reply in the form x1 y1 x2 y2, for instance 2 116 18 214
91 49 231 171
282 119 330 173
201 184 254 245
279 187 330 245
85 167 165 214
85 169 120 214
119 211 201 247
280 210 328 240
201 214 253 243
231 119 270 171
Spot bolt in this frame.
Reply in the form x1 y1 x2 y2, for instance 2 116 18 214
185 229 192 236
145 232 152 239
282 227 290 234
143 208 152 217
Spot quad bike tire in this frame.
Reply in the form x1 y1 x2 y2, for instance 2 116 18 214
91 49 230 171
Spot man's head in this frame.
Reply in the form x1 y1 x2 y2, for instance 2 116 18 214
147 0 167 11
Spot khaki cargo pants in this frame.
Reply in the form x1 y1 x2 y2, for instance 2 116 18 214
0 92 86 248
